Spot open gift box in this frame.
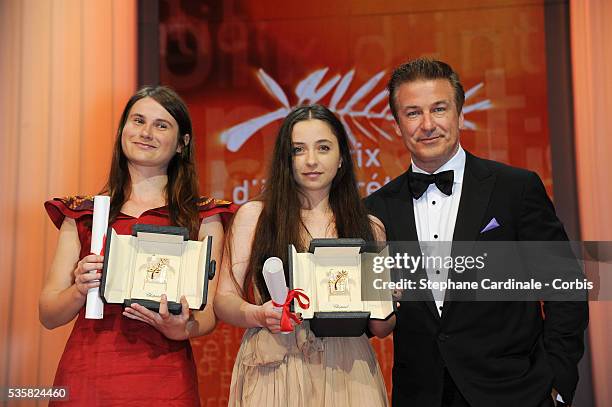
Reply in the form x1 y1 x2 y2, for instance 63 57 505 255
288 238 394 337
100 224 215 315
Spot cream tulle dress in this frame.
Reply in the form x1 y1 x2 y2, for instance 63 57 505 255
228 310 388 406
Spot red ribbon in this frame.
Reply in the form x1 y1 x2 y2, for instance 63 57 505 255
272 288 310 333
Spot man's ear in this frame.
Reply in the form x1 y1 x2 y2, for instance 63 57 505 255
393 121 402 137
177 134 190 153
458 111 465 130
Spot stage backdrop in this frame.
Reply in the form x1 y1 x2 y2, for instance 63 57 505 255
157 1 553 405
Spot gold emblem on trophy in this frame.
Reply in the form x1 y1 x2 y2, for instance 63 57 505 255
143 254 171 297
146 255 170 282
328 269 349 295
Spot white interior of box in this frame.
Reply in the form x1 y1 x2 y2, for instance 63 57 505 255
291 244 393 319
104 228 209 309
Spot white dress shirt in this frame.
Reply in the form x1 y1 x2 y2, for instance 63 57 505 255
412 146 466 316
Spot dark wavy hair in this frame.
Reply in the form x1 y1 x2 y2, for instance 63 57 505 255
102 86 200 238
387 58 465 121
235 104 376 303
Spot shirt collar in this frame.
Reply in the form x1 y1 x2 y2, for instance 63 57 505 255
411 145 466 184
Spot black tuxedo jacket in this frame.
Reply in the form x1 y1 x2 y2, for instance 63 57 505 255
365 152 588 407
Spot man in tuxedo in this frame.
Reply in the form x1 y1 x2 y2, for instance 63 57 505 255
365 59 588 407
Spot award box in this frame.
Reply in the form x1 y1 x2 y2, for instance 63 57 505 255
100 224 215 315
288 238 393 337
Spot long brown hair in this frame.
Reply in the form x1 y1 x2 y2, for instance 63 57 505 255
103 86 200 238
236 104 376 303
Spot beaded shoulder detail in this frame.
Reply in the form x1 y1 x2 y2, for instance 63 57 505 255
197 197 233 207
57 195 95 211
44 195 96 230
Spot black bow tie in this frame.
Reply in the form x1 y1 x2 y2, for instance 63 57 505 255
408 169 454 199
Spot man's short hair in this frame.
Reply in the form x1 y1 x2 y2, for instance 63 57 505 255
387 58 465 121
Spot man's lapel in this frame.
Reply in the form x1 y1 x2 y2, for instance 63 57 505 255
387 171 418 242
452 152 496 242
442 152 496 317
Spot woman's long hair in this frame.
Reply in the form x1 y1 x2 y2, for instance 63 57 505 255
103 86 201 238
237 104 376 303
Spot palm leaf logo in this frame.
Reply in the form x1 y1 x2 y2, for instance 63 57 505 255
220 68 491 152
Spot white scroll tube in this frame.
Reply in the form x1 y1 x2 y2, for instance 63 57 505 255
262 257 289 332
86 195 109 319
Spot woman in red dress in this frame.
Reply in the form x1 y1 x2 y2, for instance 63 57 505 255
40 86 236 406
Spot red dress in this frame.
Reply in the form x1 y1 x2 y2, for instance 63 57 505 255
44 196 236 407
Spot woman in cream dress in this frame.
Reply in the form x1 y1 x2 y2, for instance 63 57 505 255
215 104 391 406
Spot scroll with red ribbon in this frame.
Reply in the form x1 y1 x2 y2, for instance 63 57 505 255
272 288 310 333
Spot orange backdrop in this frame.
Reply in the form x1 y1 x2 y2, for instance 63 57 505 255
0 1 137 405
571 1 612 405
158 1 554 405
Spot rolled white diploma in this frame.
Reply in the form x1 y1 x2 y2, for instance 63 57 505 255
262 257 288 312
86 195 109 319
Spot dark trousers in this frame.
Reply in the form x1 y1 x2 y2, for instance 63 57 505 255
441 368 557 407
539 396 556 407
441 369 470 407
